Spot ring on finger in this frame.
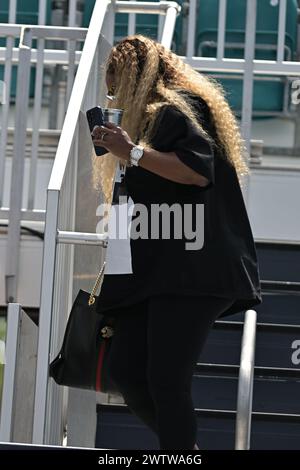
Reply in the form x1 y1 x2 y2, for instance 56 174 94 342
100 132 108 141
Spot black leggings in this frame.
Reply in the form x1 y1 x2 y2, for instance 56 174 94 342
107 294 234 450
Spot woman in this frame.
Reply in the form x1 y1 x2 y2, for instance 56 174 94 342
91 35 262 450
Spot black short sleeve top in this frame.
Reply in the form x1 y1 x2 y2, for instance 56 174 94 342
96 91 262 318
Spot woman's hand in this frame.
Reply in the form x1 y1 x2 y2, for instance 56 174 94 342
91 122 209 188
91 122 134 161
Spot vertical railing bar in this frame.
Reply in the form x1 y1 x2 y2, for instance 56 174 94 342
33 1 112 443
6 0 17 206
128 0 137 35
46 131 77 444
66 1 78 128
46 140 74 444
45 191 64 444
277 0 287 63
28 41 45 210
29 0 48 209
235 310 257 450
0 36 14 207
95 34 113 105
38 0 48 25
46 253 64 444
46 241 63 444
92 50 99 108
47 136 77 443
157 12 164 42
68 132 78 309
0 304 21 442
282 76 290 115
241 0 256 146
5 27 32 304
65 40 77 108
0 0 16 207
102 2 116 45
68 0 78 27
240 0 256 208
217 0 227 60
32 190 60 443
8 0 17 22
63 129 78 443
186 0 197 57
160 4 178 49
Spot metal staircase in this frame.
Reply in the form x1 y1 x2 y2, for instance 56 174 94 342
95 309 257 450
96 245 300 450
1 0 300 450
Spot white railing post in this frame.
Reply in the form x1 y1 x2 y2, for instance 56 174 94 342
277 0 287 63
161 2 178 49
0 0 16 207
240 0 257 208
186 0 197 58
0 304 38 443
102 1 116 45
235 309 257 450
216 0 226 60
0 304 20 442
32 190 60 444
128 0 137 36
27 39 45 210
32 0 112 446
5 27 32 304
38 0 48 25
32 0 180 447
241 0 257 157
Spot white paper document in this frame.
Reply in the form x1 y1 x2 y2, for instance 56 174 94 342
104 196 134 274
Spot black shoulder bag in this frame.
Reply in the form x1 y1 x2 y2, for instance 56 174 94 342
49 261 118 394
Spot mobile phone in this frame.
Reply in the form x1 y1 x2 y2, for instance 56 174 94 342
86 106 107 156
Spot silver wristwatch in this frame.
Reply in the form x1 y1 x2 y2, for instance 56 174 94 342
130 145 144 166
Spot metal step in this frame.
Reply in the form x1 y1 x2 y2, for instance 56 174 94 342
256 244 300 284
0 307 39 325
254 294 300 325
217 293 300 325
95 403 300 450
191 370 300 414
201 321 300 368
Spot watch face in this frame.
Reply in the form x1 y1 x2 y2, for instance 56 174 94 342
130 146 144 166
133 147 143 158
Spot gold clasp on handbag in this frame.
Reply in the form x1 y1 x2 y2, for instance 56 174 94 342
101 325 114 338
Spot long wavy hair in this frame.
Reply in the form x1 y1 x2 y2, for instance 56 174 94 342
92 34 249 204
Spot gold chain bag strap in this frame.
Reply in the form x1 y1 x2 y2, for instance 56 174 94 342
88 260 106 306
88 260 114 339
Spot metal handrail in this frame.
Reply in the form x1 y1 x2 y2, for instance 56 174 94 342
48 1 180 192
235 309 257 450
32 0 112 445
261 280 300 295
0 23 91 307
32 0 180 446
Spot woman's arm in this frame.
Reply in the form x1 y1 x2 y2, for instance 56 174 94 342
91 122 210 187
137 146 209 187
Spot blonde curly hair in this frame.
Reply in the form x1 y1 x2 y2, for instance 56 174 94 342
92 34 249 204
